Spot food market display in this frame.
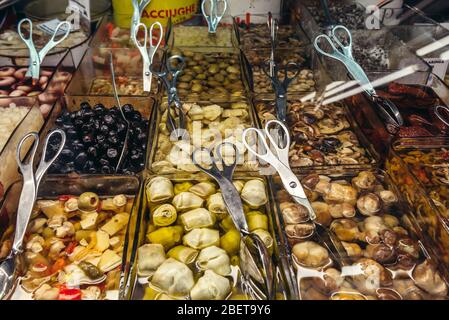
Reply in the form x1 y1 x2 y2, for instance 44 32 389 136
274 170 448 300
255 100 375 167
136 177 275 300
1 2 449 302
151 100 256 174
13 192 134 300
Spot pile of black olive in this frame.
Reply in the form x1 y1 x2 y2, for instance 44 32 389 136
46 102 148 174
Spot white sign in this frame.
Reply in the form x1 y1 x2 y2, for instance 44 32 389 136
69 0 91 21
37 18 71 35
425 57 449 80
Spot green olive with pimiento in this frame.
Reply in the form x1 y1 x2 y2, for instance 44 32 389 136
78 192 100 211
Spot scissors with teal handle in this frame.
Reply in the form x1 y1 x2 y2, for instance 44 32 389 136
242 120 316 221
314 25 404 128
18 18 71 83
133 22 163 92
131 0 152 41
201 0 227 33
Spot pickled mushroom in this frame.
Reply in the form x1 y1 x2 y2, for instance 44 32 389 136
323 183 357 205
330 219 361 242
328 203 356 219
311 202 332 226
352 171 377 192
351 258 392 295
357 193 382 216
280 202 310 224
285 223 315 240
412 261 448 297
292 241 329 268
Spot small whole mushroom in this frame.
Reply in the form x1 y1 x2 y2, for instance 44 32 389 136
364 244 396 264
351 258 393 295
311 202 332 226
292 241 330 268
352 171 377 192
412 261 448 297
280 202 310 224
330 219 361 242
285 223 315 240
357 193 382 216
312 268 345 295
323 183 357 205
328 203 356 219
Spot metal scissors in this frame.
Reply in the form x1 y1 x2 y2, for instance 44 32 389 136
201 0 227 33
17 18 71 83
314 25 404 128
191 142 275 300
151 55 186 139
133 22 163 92
267 12 278 77
262 60 302 123
131 0 152 42
0 129 66 300
242 120 316 221
109 52 130 173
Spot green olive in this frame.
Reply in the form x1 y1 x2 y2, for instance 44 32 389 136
187 60 197 67
178 82 190 89
78 192 100 211
193 53 204 61
196 73 206 80
183 50 194 57
179 74 193 82
208 64 220 74
218 62 227 69
207 80 221 87
78 261 104 279
191 84 203 93
214 74 225 82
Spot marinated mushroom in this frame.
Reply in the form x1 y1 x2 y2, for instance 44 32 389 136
351 258 392 295
328 203 356 219
323 183 357 205
412 261 448 297
292 241 330 268
330 219 361 242
311 202 332 226
352 171 377 192
280 202 310 223
357 193 382 216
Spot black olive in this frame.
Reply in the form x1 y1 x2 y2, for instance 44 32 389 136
323 137 341 148
122 104 134 115
87 146 98 158
74 152 88 169
65 161 75 172
108 135 119 145
116 122 127 134
66 128 78 139
108 130 117 137
75 110 83 119
80 102 91 110
83 160 94 171
62 122 74 130
99 158 109 166
303 113 317 124
81 124 92 135
60 148 74 161
96 134 105 144
101 165 112 174
99 124 109 134
107 148 118 160
55 116 64 126
129 111 142 122
103 114 114 125
82 109 95 120
88 167 97 174
82 134 94 146
74 118 84 128
137 132 147 142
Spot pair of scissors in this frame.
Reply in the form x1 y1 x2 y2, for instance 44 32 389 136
109 52 130 172
261 60 301 123
17 18 71 84
313 25 403 129
242 120 316 221
131 0 152 41
201 0 227 33
0 129 65 300
133 22 163 92
267 12 278 77
191 142 275 300
151 55 186 139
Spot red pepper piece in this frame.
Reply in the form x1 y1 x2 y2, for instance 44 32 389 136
59 288 82 300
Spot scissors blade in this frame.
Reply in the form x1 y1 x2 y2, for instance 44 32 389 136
219 179 249 232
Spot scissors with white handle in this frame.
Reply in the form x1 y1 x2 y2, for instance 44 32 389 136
131 0 152 41
133 22 163 92
18 18 71 83
314 25 403 128
242 120 316 220
201 0 227 33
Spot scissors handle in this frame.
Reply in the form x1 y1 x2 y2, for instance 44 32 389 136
191 142 238 180
35 129 66 187
39 21 71 60
434 105 449 127
13 132 39 253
